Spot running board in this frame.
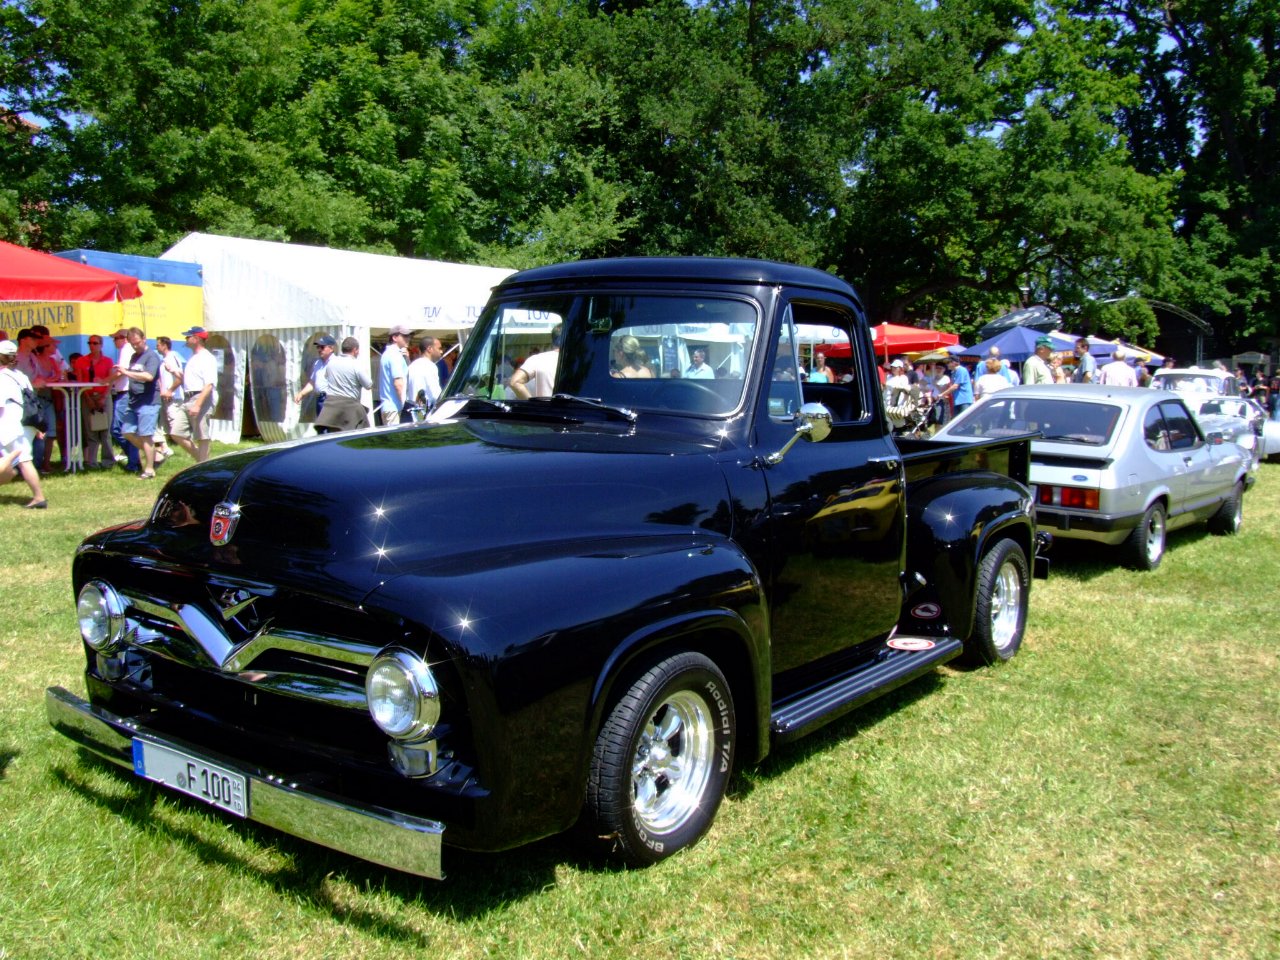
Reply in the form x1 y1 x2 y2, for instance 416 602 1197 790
769 637 963 743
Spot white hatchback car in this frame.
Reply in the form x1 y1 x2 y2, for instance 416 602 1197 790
1150 367 1244 414
934 384 1253 570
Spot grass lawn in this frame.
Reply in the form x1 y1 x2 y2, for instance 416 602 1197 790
1 447 1277 960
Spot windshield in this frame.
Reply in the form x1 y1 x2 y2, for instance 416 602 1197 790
1199 398 1251 418
1154 373 1226 394
947 396 1123 446
443 292 760 416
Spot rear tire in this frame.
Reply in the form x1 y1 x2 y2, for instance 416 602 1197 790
962 539 1028 666
585 652 734 866
1123 502 1166 570
1208 481 1244 535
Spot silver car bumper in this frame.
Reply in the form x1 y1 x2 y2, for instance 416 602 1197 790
45 686 445 879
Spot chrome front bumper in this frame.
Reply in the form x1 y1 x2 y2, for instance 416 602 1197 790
45 686 445 879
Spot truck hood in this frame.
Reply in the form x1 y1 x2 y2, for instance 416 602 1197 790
112 420 734 603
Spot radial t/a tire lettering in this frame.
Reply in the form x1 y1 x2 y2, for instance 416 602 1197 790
961 538 1028 666
585 652 734 866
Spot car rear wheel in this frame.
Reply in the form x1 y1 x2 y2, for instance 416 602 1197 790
1124 502 1166 570
585 652 734 866
961 538 1029 666
1208 481 1244 535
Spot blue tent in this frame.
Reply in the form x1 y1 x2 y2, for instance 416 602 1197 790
949 327 1078 363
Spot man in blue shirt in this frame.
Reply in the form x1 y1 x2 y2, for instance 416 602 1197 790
1072 338 1097 383
379 325 412 425
943 357 974 417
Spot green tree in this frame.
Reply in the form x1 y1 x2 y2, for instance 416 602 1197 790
1083 0 1279 346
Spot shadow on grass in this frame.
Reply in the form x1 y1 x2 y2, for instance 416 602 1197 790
47 667 954 917
729 669 946 800
0 748 18 779
51 756 559 924
1044 526 1215 581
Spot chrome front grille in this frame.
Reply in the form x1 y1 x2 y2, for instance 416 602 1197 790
113 589 379 712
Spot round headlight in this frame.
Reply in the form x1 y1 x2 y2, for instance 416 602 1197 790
77 580 126 652
366 649 440 742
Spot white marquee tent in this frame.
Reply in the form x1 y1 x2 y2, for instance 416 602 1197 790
161 233 515 442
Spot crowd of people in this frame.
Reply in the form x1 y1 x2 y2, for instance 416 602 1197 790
875 337 1190 434
0 324 218 510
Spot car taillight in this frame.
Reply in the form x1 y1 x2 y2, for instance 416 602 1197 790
1037 485 1100 510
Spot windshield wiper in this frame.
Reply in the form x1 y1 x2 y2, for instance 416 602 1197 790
532 393 638 423
460 396 512 414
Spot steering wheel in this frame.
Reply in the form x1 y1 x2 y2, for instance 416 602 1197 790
658 379 726 414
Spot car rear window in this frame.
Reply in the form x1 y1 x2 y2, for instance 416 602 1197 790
947 397 1122 446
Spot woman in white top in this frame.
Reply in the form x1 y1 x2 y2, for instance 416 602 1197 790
974 358 1012 401
0 341 48 508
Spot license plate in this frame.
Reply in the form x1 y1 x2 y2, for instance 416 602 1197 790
132 739 249 818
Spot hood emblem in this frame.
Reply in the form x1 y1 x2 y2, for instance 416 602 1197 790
210 502 241 546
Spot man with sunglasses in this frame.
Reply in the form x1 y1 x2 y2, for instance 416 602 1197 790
72 335 116 468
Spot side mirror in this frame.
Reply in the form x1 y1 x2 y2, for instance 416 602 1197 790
765 402 832 465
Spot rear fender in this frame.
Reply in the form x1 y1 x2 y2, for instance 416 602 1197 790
901 473 1035 640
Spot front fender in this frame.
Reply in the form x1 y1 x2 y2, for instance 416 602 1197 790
368 534 768 848
902 473 1035 639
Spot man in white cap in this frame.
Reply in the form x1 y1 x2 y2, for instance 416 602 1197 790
169 326 218 462
0 339 48 508
882 358 914 431
1098 346 1138 387
379 325 413 424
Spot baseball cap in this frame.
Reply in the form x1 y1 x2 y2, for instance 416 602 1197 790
890 358 904 368
388 324 414 337
181 326 209 339
111 328 129 338
1035 336 1054 349
314 334 336 347
0 340 17 356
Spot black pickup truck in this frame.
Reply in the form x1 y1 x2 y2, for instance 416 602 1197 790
48 258 1046 879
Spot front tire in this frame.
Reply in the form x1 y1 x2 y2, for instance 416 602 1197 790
585 652 734 866
962 538 1029 666
1208 481 1244 535
1123 502 1167 570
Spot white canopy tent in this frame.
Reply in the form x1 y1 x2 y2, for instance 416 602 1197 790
161 233 515 442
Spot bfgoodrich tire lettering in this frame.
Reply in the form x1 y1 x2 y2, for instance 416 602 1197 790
586 652 734 866
961 538 1028 666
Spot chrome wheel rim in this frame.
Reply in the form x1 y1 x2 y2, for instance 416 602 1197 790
1147 510 1166 564
990 559 1023 653
630 690 715 835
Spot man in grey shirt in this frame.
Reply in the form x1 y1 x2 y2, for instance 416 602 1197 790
314 337 372 432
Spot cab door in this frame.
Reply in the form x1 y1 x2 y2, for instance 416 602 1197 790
746 295 905 685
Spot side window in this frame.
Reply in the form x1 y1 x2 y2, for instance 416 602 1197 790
791 302 864 423
1159 401 1200 450
769 306 804 420
1143 405 1171 451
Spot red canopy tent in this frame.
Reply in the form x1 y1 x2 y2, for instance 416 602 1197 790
0 240 143 302
822 322 959 360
